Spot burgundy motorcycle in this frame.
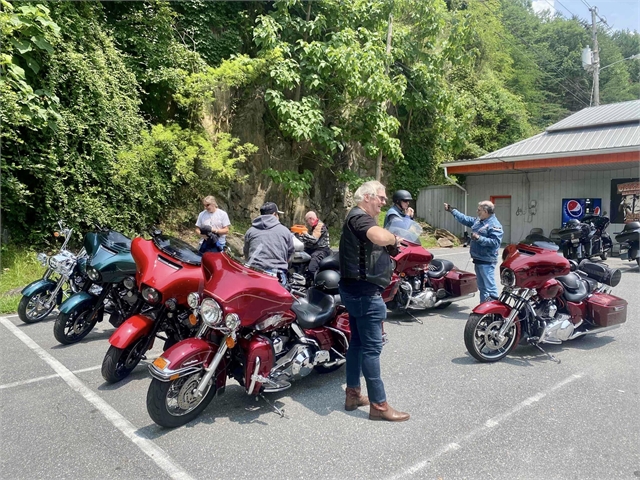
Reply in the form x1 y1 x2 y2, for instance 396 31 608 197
146 251 349 428
464 233 627 362
383 218 477 316
101 232 204 383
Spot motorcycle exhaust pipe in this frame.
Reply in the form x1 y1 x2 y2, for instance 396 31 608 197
568 323 622 340
434 293 476 307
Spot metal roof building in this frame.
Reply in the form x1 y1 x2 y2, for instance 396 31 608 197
417 100 640 244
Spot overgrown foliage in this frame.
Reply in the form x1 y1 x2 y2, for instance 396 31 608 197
1 0 637 248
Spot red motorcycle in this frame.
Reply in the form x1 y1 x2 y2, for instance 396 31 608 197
101 232 204 383
464 233 627 362
145 251 349 428
383 218 477 317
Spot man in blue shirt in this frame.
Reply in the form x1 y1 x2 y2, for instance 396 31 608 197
384 190 415 228
445 201 503 302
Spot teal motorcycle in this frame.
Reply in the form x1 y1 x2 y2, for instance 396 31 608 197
18 220 87 324
53 228 140 345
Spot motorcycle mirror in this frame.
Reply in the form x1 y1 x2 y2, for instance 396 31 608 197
568 259 578 272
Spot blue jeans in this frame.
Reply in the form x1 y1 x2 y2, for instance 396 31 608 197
339 288 386 404
474 262 499 302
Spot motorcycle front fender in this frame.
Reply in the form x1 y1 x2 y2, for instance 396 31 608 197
472 300 512 318
149 338 225 388
109 314 154 348
58 291 96 315
21 279 58 298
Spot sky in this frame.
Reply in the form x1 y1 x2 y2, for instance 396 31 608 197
531 0 640 33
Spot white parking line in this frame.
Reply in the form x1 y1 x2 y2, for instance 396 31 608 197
386 373 584 480
0 364 102 390
0 316 196 480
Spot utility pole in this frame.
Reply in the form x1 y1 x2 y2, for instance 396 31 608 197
590 7 600 106
375 13 393 181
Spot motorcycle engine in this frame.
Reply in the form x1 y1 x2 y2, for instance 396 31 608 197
403 280 437 309
273 344 314 380
534 300 557 320
534 300 574 344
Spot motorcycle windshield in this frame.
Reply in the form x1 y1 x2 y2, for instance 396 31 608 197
152 234 202 266
97 231 132 253
521 233 559 251
385 216 423 244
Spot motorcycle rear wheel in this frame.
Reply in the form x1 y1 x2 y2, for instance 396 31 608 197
101 338 148 383
464 313 518 363
53 306 101 345
147 373 217 428
18 290 58 324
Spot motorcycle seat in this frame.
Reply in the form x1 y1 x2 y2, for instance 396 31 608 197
557 273 590 302
292 288 337 329
318 253 339 272
427 259 454 278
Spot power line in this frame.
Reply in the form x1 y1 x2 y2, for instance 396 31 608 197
476 1 591 107
540 0 579 20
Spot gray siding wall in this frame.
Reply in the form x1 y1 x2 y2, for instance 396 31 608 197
416 185 467 236
463 165 639 244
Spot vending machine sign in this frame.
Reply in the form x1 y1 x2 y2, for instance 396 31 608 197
562 198 602 226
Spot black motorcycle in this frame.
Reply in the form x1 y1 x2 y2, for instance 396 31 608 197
614 221 640 267
558 214 612 262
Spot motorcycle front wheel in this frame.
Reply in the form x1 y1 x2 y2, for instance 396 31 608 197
53 305 102 345
147 373 217 428
464 313 519 362
18 289 60 324
101 337 148 383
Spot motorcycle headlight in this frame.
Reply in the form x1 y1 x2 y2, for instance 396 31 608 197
123 276 136 290
141 286 161 304
37 253 49 267
49 256 59 269
187 292 200 309
501 268 516 287
86 266 101 282
225 313 240 330
200 298 223 327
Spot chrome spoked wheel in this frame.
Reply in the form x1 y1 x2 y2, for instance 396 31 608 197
147 373 217 428
18 291 56 324
166 374 212 416
464 313 518 362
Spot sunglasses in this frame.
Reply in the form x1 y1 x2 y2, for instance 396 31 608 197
369 194 387 203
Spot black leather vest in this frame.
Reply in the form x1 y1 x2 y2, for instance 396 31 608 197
339 207 393 288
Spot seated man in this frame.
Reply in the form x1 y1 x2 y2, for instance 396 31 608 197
244 202 295 285
298 211 332 281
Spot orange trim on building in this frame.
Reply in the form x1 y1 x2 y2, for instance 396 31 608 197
446 150 640 175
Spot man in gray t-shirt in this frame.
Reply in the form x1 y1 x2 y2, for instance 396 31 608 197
196 195 231 251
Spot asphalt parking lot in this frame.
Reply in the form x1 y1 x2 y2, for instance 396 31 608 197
1 248 639 480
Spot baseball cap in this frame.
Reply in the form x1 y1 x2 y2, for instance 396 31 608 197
260 202 284 215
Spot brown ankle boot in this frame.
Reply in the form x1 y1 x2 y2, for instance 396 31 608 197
344 387 370 411
369 401 410 422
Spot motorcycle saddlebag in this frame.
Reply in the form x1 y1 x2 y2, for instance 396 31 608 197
445 269 478 297
586 294 627 327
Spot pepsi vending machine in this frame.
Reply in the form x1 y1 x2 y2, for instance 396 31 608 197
562 198 602 226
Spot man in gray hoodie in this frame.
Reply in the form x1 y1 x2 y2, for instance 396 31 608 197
244 202 295 281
